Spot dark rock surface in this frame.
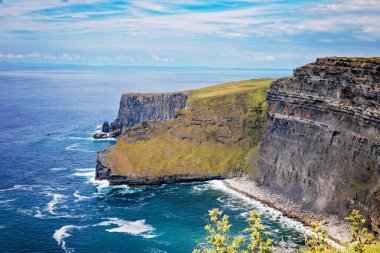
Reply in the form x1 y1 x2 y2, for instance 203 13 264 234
252 57 380 233
104 174 229 186
96 145 113 180
102 121 110 133
110 92 188 137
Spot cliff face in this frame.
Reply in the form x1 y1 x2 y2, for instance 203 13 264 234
96 79 272 185
110 93 188 137
253 58 380 233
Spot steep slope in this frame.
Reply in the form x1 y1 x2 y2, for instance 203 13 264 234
96 79 272 185
110 93 188 137
253 57 380 233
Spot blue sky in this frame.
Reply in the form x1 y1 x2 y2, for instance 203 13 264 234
0 0 379 68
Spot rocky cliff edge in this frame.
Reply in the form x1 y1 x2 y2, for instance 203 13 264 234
253 57 380 234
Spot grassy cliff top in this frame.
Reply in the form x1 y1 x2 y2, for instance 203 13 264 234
187 78 274 110
106 78 274 178
188 78 274 100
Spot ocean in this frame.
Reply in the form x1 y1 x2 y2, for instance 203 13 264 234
0 67 307 252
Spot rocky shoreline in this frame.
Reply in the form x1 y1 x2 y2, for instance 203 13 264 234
104 174 229 186
223 177 351 244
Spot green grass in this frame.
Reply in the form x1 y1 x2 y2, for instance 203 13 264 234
108 131 246 178
188 78 273 100
107 79 274 178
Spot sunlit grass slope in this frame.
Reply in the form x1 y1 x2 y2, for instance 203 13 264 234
107 78 274 178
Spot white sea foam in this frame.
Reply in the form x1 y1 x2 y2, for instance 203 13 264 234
0 198 16 204
191 183 212 193
73 171 95 180
50 167 67 171
72 168 108 191
97 218 156 238
207 180 342 249
65 144 78 150
65 144 96 153
75 168 96 172
209 180 304 226
34 207 44 218
96 124 102 129
46 193 66 215
145 248 168 253
66 137 94 141
72 168 96 183
0 184 34 192
53 225 83 253
72 168 141 195
92 137 116 142
73 191 92 201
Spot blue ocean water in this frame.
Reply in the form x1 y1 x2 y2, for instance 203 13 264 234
0 67 307 253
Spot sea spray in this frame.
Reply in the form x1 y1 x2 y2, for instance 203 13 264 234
97 218 156 238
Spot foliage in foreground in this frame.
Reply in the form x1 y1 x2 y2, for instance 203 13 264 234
344 210 374 253
194 209 379 253
193 208 274 253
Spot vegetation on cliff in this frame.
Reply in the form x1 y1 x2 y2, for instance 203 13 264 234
194 208 379 253
104 78 273 178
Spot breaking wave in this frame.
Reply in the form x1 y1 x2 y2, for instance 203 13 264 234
65 144 96 153
53 225 84 253
46 193 66 215
97 218 156 238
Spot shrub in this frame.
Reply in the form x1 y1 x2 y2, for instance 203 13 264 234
344 210 374 253
193 208 245 253
244 210 275 253
193 209 274 253
304 222 329 252
194 209 378 253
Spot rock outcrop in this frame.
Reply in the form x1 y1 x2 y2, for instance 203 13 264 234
96 79 271 186
102 121 110 133
110 92 188 137
253 57 380 233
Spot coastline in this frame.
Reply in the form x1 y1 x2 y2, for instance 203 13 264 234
223 177 351 244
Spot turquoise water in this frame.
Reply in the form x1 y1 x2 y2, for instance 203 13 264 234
0 67 307 252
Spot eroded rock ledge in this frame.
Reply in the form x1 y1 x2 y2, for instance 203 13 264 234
110 92 188 137
253 57 380 234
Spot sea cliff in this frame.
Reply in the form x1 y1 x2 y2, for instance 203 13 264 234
96 57 380 237
96 79 272 185
252 57 380 235
110 92 188 137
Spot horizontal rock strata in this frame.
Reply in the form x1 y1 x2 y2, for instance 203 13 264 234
253 57 380 233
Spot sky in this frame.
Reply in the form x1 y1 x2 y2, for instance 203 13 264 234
0 0 379 68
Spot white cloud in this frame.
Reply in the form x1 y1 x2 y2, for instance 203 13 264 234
1 0 379 42
1 1 380 67
62 53 81 60
151 55 174 62
311 0 380 12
